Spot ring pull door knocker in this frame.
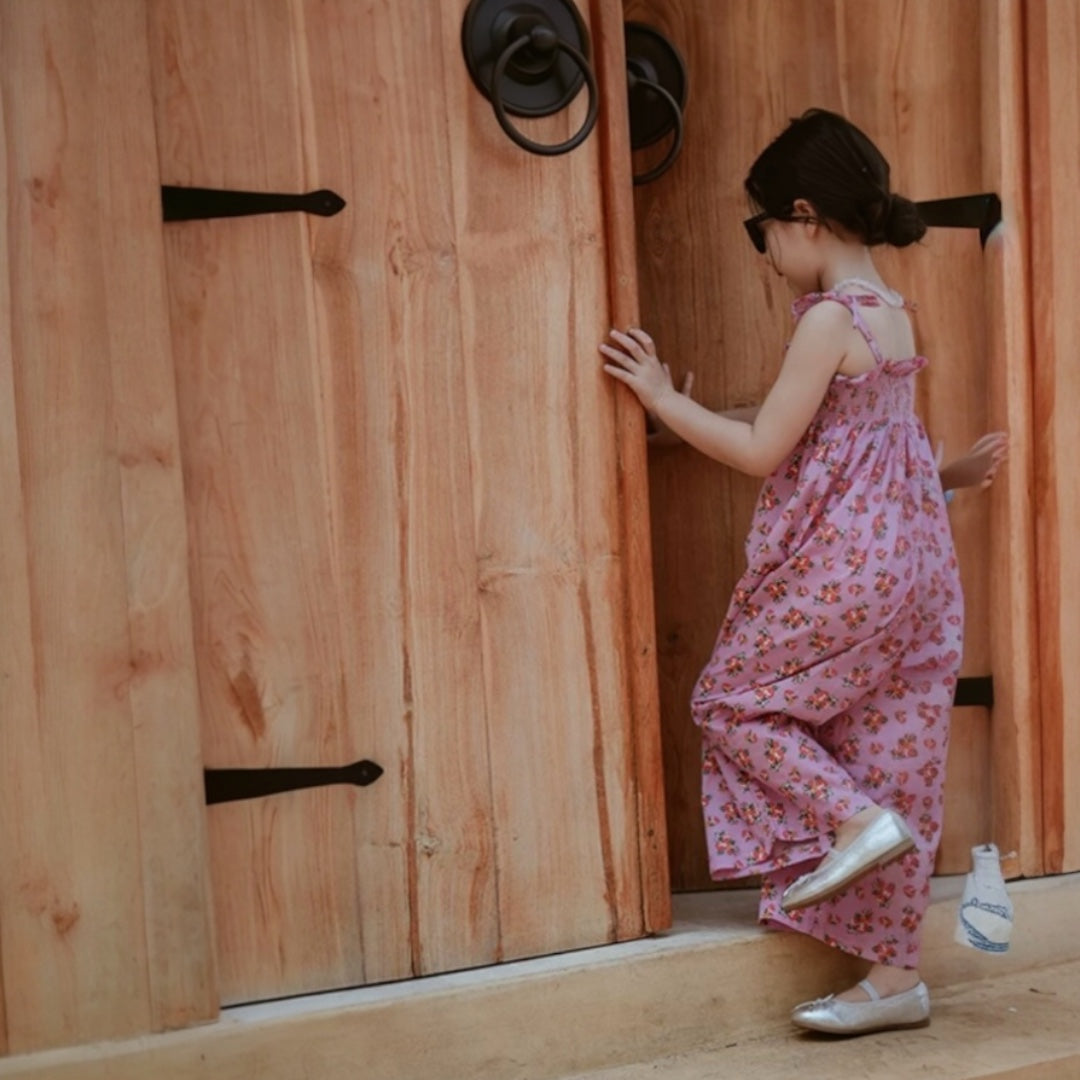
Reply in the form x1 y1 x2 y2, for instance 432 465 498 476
461 0 599 156
625 23 687 185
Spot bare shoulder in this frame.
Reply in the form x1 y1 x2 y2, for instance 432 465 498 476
789 298 852 357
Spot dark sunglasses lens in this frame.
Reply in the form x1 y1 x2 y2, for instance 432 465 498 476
744 218 766 254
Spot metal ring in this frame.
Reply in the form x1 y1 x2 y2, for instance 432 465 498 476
490 29 599 156
629 75 683 185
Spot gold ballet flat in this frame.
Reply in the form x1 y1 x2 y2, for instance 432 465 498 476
781 808 915 913
791 978 930 1035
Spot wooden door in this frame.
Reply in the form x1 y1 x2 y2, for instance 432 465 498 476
1 0 666 1048
147 0 667 1004
623 0 1040 889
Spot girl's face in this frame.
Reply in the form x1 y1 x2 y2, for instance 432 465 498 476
760 198 825 295
762 211 824 295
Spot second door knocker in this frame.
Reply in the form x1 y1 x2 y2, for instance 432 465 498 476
625 22 687 185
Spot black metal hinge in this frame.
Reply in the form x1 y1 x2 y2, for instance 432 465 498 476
204 759 382 805
162 186 346 222
954 676 993 709
915 193 1002 248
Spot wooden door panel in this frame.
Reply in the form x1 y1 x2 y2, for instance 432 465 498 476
147 0 661 1001
437 0 648 960
1028 0 1080 874
148 0 396 1001
0 0 215 1052
976 0 1040 882
297 0 501 979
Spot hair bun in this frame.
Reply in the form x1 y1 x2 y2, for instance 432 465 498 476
883 193 926 248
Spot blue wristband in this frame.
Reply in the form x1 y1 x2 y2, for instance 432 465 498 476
944 489 955 505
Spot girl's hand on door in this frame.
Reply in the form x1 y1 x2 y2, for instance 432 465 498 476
937 431 1009 492
601 327 687 416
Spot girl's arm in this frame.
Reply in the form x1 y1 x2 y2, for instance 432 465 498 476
719 404 761 422
601 304 850 477
646 375 759 447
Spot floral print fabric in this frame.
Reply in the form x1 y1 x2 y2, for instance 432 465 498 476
691 289 964 968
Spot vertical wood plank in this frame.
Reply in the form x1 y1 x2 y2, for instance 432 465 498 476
293 0 500 976
1026 0 1080 874
440 0 643 958
148 0 377 1000
0 0 215 1051
979 0 1042 879
591 0 672 933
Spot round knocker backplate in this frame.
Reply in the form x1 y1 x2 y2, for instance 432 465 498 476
625 22 687 150
461 0 591 117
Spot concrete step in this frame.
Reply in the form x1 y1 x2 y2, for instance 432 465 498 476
2 874 1078 1080
558 959 1080 1080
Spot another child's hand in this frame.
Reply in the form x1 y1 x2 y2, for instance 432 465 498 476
939 431 1009 492
600 328 678 415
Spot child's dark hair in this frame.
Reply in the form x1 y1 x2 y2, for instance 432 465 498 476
745 108 925 248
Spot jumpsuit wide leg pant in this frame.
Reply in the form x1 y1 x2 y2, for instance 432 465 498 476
697 663 954 968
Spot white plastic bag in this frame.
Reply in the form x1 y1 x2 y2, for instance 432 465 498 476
954 843 1014 953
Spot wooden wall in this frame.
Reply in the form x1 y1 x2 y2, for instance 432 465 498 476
0 0 665 1054
624 0 1041 888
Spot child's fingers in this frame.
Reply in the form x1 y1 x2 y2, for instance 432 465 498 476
625 327 656 353
682 371 695 396
609 328 650 361
599 343 635 368
974 431 1008 454
602 363 634 385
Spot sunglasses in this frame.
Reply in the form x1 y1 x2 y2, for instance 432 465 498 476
743 211 818 254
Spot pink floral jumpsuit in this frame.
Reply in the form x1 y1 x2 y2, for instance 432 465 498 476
692 287 963 968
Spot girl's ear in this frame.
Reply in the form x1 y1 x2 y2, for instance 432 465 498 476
792 196 823 241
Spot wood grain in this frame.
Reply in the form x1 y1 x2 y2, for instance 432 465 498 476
979 0 1041 879
624 0 997 887
441 0 650 959
1026 0 1080 875
145 0 657 1002
590 0 672 932
294 0 502 977
149 0 383 1001
0 0 215 1052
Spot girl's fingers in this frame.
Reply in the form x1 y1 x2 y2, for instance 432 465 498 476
609 328 650 361
682 371 695 396
599 343 635 367
602 363 633 384
626 327 655 352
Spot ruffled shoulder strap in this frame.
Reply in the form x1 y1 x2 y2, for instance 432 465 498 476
791 288 907 366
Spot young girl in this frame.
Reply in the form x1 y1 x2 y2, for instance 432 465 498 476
600 108 1007 1035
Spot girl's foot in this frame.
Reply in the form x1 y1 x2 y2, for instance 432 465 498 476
832 805 886 851
780 807 916 912
791 976 930 1035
